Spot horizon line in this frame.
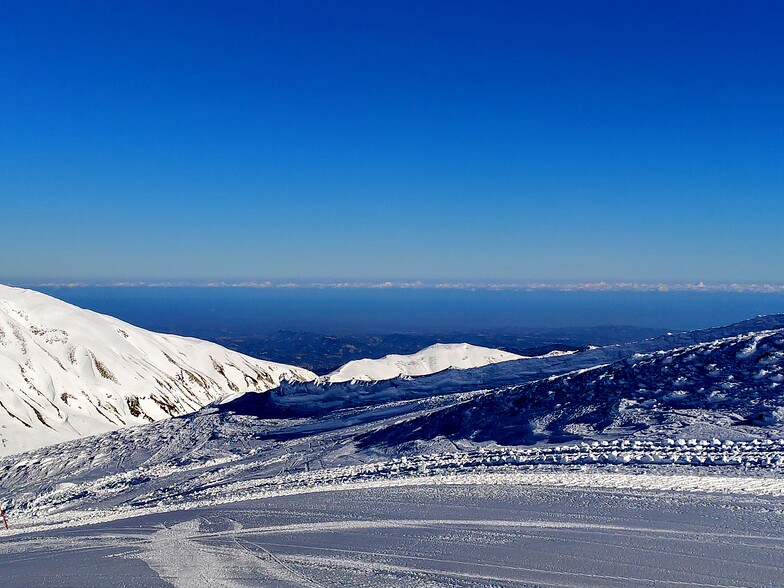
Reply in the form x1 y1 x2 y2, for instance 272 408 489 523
5 280 784 294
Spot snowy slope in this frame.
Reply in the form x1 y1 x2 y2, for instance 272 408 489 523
325 343 525 382
3 315 784 527
0 284 316 456
266 314 784 416
359 327 784 448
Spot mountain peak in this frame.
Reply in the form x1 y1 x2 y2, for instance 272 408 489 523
323 342 524 383
0 284 315 456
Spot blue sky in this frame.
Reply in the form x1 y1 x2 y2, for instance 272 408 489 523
2 1 782 282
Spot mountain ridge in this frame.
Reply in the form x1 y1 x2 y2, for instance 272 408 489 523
323 342 526 383
257 313 784 418
2 314 783 527
0 284 316 455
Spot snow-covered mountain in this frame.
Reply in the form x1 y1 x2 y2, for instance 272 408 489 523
360 326 784 448
324 342 525 383
0 284 316 456
253 314 784 418
2 316 784 528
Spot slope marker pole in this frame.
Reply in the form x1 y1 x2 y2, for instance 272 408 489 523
1 508 8 530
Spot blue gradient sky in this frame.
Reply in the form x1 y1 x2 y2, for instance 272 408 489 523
2 1 782 282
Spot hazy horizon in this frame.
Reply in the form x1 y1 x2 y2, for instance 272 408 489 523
8 283 782 334
5 277 784 293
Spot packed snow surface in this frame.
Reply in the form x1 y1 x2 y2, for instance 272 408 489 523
3 314 784 585
2 314 784 527
0 284 316 456
325 342 525 382
4 484 783 587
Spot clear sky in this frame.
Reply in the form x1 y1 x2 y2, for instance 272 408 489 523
2 1 782 282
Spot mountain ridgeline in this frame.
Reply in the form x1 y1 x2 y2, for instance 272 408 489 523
2 312 783 521
0 285 315 455
2 283 784 464
0 285 527 455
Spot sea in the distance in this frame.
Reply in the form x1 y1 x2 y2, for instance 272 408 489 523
29 286 784 336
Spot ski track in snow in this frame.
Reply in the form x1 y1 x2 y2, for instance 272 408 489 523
140 519 312 588
3 482 783 587
4 457 784 537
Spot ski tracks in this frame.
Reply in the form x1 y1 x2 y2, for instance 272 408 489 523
136 517 321 588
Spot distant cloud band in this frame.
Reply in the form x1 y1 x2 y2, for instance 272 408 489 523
13 280 784 293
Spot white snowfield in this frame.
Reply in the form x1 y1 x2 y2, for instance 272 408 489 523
0 284 316 456
4 480 784 588
3 318 784 532
3 313 784 587
324 342 526 383
3 437 784 537
0 284 541 457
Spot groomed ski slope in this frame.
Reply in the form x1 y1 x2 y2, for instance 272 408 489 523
2 313 784 586
1 476 783 587
3 323 784 536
